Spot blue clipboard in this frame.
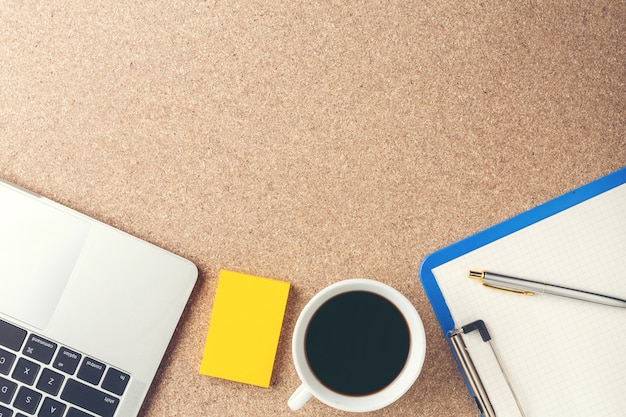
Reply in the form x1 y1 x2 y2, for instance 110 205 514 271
419 166 626 416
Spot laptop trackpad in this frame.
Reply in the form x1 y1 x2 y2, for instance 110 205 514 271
0 189 91 330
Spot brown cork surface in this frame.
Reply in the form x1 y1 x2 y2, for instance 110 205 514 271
1 2 624 416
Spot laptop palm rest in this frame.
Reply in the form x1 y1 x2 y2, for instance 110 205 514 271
0 186 91 330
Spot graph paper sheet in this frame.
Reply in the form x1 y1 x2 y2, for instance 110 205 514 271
421 169 626 417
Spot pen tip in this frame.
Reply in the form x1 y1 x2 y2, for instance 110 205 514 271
468 270 485 280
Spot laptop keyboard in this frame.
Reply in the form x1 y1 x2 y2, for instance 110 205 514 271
0 319 130 417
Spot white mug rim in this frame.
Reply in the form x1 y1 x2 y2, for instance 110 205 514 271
291 279 426 412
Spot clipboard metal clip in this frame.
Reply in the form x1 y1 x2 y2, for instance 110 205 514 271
448 320 527 417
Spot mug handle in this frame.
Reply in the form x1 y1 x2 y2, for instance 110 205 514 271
288 383 313 410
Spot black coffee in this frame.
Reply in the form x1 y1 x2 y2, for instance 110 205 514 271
304 291 410 396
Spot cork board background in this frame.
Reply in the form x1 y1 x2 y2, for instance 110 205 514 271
1 1 624 416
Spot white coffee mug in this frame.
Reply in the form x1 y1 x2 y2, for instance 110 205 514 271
288 279 426 412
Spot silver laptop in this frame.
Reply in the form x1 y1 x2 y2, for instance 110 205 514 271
0 180 198 417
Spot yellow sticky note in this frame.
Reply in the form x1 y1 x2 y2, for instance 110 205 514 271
200 270 290 387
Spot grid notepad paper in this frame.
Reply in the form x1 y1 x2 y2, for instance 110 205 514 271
431 182 626 417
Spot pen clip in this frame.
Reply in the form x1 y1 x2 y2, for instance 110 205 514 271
483 283 535 296
469 270 535 296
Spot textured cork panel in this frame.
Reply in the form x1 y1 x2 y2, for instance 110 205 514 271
1 1 624 416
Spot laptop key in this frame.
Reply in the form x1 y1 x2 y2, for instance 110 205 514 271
0 403 12 417
13 386 42 414
0 376 17 404
0 349 16 375
101 368 130 396
0 320 27 352
37 397 66 417
66 408 96 417
52 348 81 375
77 358 106 385
61 379 119 417
36 369 65 396
22 336 57 365
11 358 40 386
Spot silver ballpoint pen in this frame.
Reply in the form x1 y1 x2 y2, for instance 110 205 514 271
469 270 626 308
